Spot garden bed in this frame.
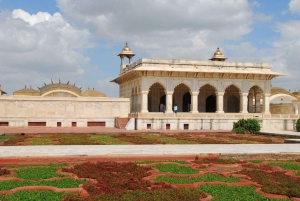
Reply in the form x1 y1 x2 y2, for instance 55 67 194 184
0 132 287 146
1 155 300 200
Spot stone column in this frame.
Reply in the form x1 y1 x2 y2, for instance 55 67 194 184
240 93 248 113
263 93 270 114
255 94 261 113
166 91 173 113
190 92 199 113
295 104 299 115
140 91 148 113
216 92 224 113
248 94 253 113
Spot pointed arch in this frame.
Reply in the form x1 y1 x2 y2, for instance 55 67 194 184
198 84 217 112
224 85 240 113
173 83 191 112
148 82 166 112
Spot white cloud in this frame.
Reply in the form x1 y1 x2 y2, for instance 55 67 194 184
57 0 253 59
0 9 93 95
254 13 273 22
289 0 300 14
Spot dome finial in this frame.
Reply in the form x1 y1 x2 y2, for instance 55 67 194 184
209 47 227 61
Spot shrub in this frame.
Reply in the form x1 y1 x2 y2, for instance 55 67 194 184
232 118 260 134
296 119 300 132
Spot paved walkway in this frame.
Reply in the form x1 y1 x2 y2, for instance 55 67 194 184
0 144 300 157
0 127 300 158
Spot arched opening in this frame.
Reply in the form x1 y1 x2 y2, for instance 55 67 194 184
206 95 216 112
224 85 240 113
173 83 190 112
159 95 166 111
148 83 165 112
182 92 191 112
198 84 217 112
248 86 263 113
227 95 239 112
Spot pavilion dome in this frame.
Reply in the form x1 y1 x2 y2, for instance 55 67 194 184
39 80 82 97
209 47 227 61
82 88 106 97
13 86 40 96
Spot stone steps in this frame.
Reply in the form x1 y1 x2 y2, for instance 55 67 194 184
116 118 130 129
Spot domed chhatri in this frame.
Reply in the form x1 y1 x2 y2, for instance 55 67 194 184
118 42 135 66
209 47 227 61
122 44 131 51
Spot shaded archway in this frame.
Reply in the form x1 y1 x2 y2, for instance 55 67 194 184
183 92 191 112
224 85 240 113
173 83 190 112
206 95 216 112
227 95 239 112
148 83 165 112
198 84 217 112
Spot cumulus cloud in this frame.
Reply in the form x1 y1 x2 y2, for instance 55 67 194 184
57 0 253 59
0 9 93 95
253 13 273 22
289 0 300 14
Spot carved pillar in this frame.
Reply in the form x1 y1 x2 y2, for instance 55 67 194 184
166 91 173 113
216 92 224 113
140 91 148 113
240 93 248 113
263 93 270 114
190 91 199 113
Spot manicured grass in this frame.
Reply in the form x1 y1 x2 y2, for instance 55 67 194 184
268 162 300 170
153 164 199 174
89 134 128 145
15 167 66 180
3 135 27 145
199 184 291 201
0 191 70 201
0 135 14 142
51 134 95 145
154 174 240 184
0 179 84 190
142 134 196 144
24 136 53 145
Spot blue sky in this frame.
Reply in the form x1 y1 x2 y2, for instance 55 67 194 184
0 0 300 96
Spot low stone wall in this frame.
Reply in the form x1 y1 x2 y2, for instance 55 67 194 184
0 96 130 127
130 113 299 130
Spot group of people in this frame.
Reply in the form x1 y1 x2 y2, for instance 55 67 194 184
159 103 177 114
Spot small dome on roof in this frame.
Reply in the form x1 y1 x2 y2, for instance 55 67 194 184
118 42 135 57
82 88 106 97
214 48 223 55
13 86 40 96
271 86 297 98
123 45 131 51
209 47 227 61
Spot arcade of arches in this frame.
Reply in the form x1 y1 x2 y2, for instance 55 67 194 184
147 83 265 113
